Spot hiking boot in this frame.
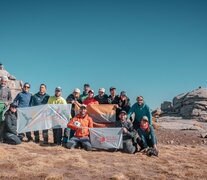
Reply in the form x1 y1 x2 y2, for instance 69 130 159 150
35 138 40 143
26 137 33 142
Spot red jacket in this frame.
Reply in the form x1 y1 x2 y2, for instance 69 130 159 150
83 98 99 105
68 114 93 138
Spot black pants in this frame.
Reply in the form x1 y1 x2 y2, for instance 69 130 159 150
0 121 5 142
25 132 33 140
53 128 62 145
34 130 49 142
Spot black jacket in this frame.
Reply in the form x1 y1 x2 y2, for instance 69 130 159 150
4 110 17 135
30 92 50 106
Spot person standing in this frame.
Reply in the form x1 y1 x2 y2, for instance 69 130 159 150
0 76 12 142
108 87 119 104
29 84 50 143
48 87 67 145
82 89 99 105
94 88 108 104
80 83 90 102
66 88 82 118
13 82 33 141
128 96 152 131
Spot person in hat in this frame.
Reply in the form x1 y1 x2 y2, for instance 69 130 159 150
94 88 108 104
3 102 23 145
0 76 12 142
128 96 152 131
108 87 119 104
115 110 137 154
66 88 82 118
137 116 158 156
83 89 99 105
48 86 67 145
0 76 12 106
115 91 131 120
13 82 33 142
66 104 93 151
29 84 50 144
0 63 16 80
80 83 91 102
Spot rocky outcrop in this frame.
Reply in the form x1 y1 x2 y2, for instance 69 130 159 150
7 80 23 100
161 88 207 122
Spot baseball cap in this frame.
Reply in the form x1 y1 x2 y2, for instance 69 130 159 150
88 89 94 94
74 88 81 93
80 104 87 109
55 86 62 91
119 110 127 115
142 116 149 122
99 88 105 93
120 91 126 96
10 102 18 108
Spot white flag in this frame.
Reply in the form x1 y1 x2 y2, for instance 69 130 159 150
17 104 71 133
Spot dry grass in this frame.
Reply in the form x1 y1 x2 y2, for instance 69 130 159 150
0 141 207 180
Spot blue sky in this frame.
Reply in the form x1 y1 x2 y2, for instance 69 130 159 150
0 0 207 109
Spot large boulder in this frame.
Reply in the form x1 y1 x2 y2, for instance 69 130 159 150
161 101 173 112
161 88 207 122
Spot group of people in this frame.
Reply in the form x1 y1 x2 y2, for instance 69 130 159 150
0 65 158 156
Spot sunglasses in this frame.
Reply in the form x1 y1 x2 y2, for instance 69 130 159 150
24 86 30 88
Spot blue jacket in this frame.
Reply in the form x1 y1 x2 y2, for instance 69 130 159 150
128 103 152 130
13 91 32 108
30 92 50 106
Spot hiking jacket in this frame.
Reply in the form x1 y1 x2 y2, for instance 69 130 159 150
48 96 67 104
80 91 88 102
68 114 93 138
137 125 156 147
115 119 136 140
13 91 32 108
94 94 109 104
83 97 99 105
108 95 119 104
4 110 17 135
30 92 50 106
128 103 152 130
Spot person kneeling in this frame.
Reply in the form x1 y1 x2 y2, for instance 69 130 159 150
66 104 93 151
137 116 158 156
115 110 137 154
4 102 22 145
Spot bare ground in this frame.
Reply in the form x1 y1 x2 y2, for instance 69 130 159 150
0 128 207 180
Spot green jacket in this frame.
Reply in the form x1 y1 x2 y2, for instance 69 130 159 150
128 102 152 130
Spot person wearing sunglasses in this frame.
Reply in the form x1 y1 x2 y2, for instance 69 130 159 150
13 82 33 142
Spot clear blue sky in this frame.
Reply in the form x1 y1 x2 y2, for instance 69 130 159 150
0 0 207 109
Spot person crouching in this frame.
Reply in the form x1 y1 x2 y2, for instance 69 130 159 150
115 110 137 154
4 102 23 145
137 116 158 156
66 104 93 151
